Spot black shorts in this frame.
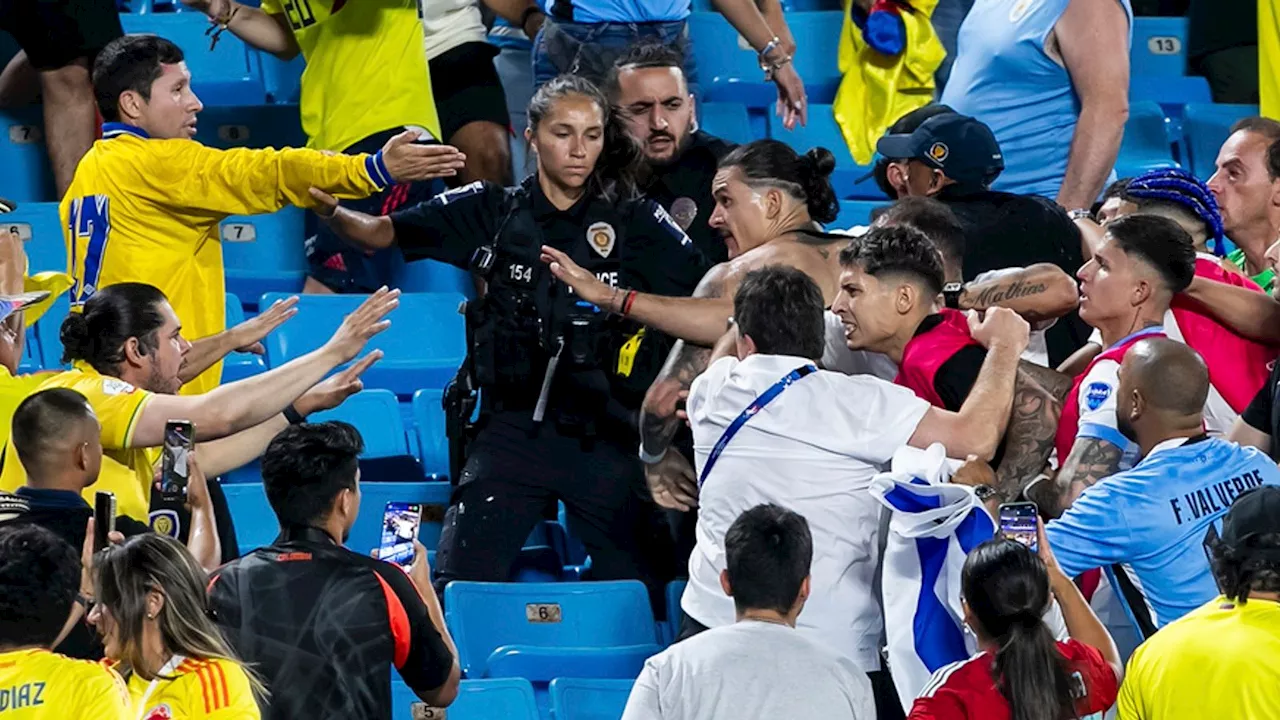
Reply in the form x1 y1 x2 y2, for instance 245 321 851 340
0 0 123 70
428 41 510 142
304 128 446 293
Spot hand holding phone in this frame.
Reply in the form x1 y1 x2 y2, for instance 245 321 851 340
160 420 195 502
998 501 1039 553
377 502 423 567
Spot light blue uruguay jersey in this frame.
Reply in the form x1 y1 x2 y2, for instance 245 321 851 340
1046 436 1280 627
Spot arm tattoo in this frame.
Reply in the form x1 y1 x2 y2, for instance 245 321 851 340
1032 437 1123 518
640 341 711 457
994 363 1071 501
639 263 730 456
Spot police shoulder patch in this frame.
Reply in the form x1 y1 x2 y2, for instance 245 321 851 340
1084 382 1112 411
649 201 693 247
428 180 487 206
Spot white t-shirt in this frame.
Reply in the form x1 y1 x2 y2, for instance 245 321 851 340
621 621 877 720
684 354 931 670
822 310 899 379
419 0 487 60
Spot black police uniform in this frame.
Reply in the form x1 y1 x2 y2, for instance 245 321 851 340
387 175 709 599
641 131 736 265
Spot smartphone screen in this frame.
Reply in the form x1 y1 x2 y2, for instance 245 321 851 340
999 502 1039 553
160 420 195 502
378 502 423 567
93 491 116 552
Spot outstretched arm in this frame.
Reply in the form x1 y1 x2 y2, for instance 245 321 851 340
544 245 735 346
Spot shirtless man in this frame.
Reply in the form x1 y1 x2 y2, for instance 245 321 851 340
545 140 1079 507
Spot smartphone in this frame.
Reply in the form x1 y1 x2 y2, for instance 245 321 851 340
999 501 1039 553
159 420 195 502
378 502 423 567
93 491 116 552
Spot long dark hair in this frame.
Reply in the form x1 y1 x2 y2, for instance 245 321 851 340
527 74 642 202
718 140 839 224
60 282 168 374
962 540 1078 720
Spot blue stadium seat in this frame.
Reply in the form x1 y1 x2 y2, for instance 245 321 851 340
391 678 540 720
833 200 884 230
120 13 267 105
1184 103 1260 180
260 53 305 104
349 481 451 556
411 388 448 478
221 293 266 382
688 12 841 107
194 105 306 151
486 646 655 683
260 291 467 397
222 208 308 306
1130 17 1188 77
699 103 752 145
309 389 410 458
389 254 477 298
1129 75 1211 108
444 581 659 678
549 678 635 720
17 333 41 374
0 109 56 202
664 579 686 646
781 106 883 199
1116 101 1178 178
3 202 69 368
222 483 276 556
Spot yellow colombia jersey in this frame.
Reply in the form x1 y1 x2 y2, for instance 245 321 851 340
60 124 393 395
260 0 441 152
1117 595 1280 720
0 649 131 719
125 657 259 720
0 361 157 523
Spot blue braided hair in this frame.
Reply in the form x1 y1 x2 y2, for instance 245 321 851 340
1123 168 1227 256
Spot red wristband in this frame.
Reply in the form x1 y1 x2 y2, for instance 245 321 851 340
622 289 638 316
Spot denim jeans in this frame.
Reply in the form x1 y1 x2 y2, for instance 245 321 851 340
531 18 699 95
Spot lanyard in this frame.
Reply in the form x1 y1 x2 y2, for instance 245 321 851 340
698 364 817 488
135 653 185 720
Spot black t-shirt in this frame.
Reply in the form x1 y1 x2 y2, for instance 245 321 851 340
1187 0 1256 62
208 526 454 720
939 185 1090 367
642 131 736 265
1241 359 1280 459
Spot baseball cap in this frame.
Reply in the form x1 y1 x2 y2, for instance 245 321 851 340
876 113 1005 188
1220 486 1280 559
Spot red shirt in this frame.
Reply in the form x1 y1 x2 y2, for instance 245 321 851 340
907 639 1119 720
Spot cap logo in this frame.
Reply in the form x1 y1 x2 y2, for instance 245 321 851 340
928 142 949 162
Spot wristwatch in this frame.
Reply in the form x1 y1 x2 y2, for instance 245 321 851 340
1068 208 1094 222
638 443 665 465
972 485 998 503
942 282 964 309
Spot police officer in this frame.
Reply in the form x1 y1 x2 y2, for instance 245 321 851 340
311 74 710 599
605 42 736 264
